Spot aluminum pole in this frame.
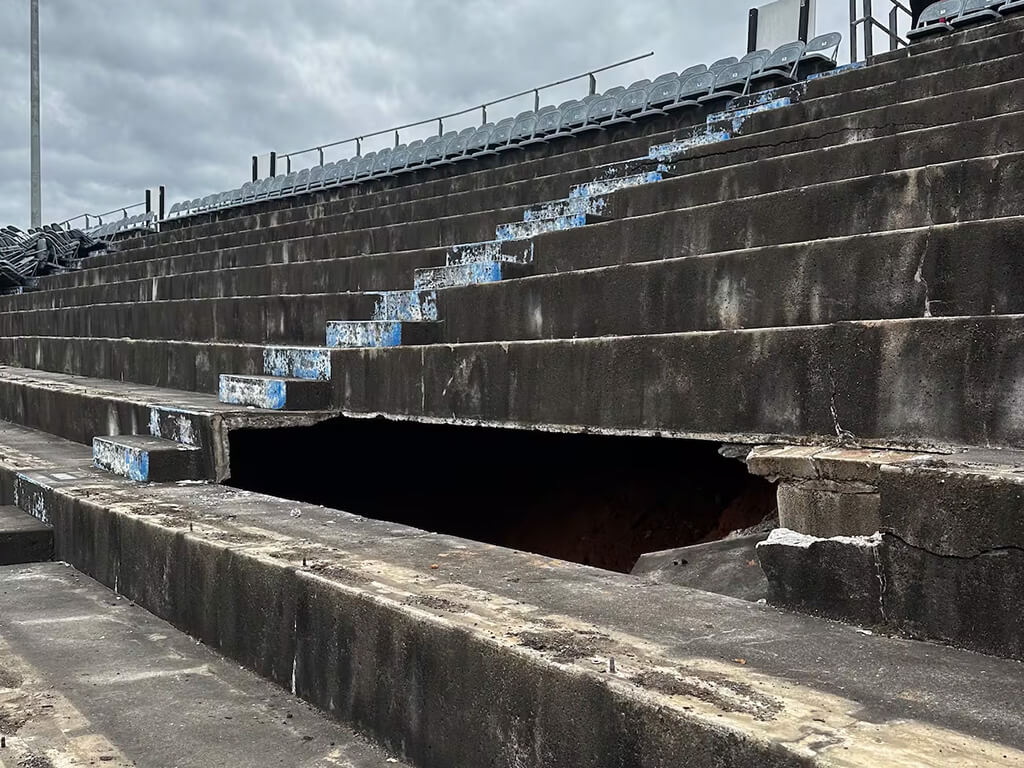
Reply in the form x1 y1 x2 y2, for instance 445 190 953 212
30 0 41 227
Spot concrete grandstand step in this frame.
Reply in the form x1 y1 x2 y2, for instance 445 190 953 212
92 434 205 482
218 374 332 410
521 194 611 222
264 345 332 380
414 260 533 290
0 562 409 768
496 212 603 241
2 417 1022 767
0 505 52 565
631 533 770 602
370 289 437 321
325 320 439 348
446 237 535 266
748 444 1024 660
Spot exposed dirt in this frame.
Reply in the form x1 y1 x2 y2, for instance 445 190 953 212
516 629 613 663
633 669 783 722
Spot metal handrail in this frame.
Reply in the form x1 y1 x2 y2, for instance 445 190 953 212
850 0 912 61
61 200 147 231
272 51 655 174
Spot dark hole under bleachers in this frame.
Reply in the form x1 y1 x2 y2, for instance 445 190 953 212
226 418 776 573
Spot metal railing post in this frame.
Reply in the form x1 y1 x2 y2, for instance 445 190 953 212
533 89 540 111
251 155 259 182
588 73 597 95
318 147 325 166
269 152 277 177
850 0 859 61
864 0 874 59
437 118 443 136
286 155 292 174
145 189 151 214
84 214 90 230
481 104 487 123
159 186 166 220
355 138 362 157
394 130 400 148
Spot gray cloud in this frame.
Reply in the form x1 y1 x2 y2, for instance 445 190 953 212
0 0 851 226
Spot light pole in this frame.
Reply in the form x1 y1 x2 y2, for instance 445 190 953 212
30 0 41 227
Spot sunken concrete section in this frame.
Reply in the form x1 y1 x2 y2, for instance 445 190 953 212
218 374 332 410
0 505 52 564
2 418 1023 767
0 562 410 768
93 434 205 483
749 445 1024 660
631 533 770 602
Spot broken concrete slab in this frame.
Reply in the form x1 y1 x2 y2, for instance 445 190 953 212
631 533 769 601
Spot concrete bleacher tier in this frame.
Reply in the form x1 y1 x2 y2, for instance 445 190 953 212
3 14 1024 767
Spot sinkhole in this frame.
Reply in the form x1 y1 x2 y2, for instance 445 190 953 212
227 417 777 573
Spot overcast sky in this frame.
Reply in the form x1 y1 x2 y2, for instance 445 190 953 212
0 0 855 227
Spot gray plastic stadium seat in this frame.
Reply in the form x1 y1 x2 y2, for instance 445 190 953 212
424 132 456 164
573 94 619 133
709 56 739 73
740 49 771 65
371 147 393 176
679 63 709 79
354 151 377 178
522 109 562 145
466 123 496 156
485 118 516 152
1003 0 1024 13
603 87 648 125
951 0 1003 25
276 173 298 197
335 158 358 184
294 168 311 193
389 144 411 172
603 85 626 97
406 139 430 168
168 202 182 218
269 175 288 198
552 101 586 136
633 78 678 118
801 32 842 73
701 62 754 103
307 165 326 189
322 162 342 187
510 111 539 143
438 127 477 164
680 71 715 102
626 79 652 91
743 54 768 73
907 0 964 38
750 42 806 86
652 71 679 84
239 182 255 201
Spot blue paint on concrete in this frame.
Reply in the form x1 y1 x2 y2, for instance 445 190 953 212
264 347 332 380
496 213 589 241
325 321 404 348
126 449 150 483
648 130 732 161
265 379 289 410
413 261 505 291
806 62 865 81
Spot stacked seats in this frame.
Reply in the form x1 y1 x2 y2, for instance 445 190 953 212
0 225 103 291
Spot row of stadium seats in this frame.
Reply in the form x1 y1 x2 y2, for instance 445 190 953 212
162 34 842 222
88 212 158 240
909 0 1024 38
0 225 105 291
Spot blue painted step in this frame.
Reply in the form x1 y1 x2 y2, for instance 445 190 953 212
495 213 601 241
446 239 534 266
93 435 204 483
568 171 665 200
218 375 332 410
325 320 439 349
522 196 607 222
264 346 332 381
414 261 533 291
370 290 438 321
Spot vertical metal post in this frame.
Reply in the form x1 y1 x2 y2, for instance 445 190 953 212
533 89 540 112
286 155 292 174
798 0 811 42
269 151 276 177
251 155 258 182
850 0 859 61
83 214 89 230
747 8 759 53
394 130 399 148
588 73 596 95
437 118 443 136
863 0 874 59
30 0 42 227
145 189 151 213
317 147 324 165
158 185 165 220
355 138 362 156
889 6 899 50
481 104 487 123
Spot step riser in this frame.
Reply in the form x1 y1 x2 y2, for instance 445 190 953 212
495 213 592 241
264 347 332 381
92 436 204 483
414 261 532 291
325 321 439 349
321 315 1024 451
218 375 331 410
0 506 53 565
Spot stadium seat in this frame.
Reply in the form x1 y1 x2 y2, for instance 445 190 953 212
522 109 562 145
952 0 1004 25
423 132 456 164
907 0 964 38
709 56 739 73
699 62 754 105
484 117 516 152
510 111 540 144
800 32 842 75
572 94 619 133
466 124 496 156
560 100 592 133
749 42 806 88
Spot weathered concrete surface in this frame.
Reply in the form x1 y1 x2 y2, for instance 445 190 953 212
0 505 51 564
0 366 335 481
92 434 205 483
0 562 409 768
750 446 1024 659
631 533 769 601
2 418 1023 767
218 374 333 411
757 529 885 627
